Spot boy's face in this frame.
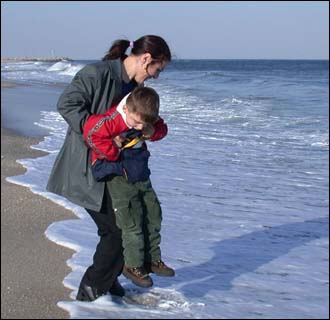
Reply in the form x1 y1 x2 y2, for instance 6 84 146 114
123 105 146 130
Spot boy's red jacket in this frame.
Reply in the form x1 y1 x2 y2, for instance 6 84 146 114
83 105 168 164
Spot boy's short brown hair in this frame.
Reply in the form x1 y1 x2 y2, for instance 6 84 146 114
126 87 159 124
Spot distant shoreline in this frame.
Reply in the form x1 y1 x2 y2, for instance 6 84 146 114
1 81 18 88
1 57 72 62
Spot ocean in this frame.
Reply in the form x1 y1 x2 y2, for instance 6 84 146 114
1 59 329 319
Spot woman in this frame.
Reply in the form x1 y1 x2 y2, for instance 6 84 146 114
46 35 171 301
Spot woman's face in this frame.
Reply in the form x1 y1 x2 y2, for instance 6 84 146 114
145 61 168 80
135 54 168 83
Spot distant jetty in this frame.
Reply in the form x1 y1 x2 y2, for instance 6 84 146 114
1 57 73 62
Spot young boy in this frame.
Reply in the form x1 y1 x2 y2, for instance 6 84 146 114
83 86 175 288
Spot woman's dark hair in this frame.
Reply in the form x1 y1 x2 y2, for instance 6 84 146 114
102 35 171 63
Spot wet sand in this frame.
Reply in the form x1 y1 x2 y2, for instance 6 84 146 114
1 127 77 319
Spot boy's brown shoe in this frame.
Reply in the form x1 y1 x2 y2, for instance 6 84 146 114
122 265 153 288
146 260 175 277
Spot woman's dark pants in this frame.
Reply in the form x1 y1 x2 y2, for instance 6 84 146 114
79 185 124 293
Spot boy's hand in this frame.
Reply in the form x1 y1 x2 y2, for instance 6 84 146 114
142 124 155 139
113 135 125 149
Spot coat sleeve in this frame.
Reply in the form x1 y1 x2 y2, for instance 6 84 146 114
57 65 99 134
149 117 168 142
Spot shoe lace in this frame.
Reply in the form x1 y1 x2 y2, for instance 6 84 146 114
131 267 148 278
153 260 166 268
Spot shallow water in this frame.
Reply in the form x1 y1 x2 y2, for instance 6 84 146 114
3 59 329 318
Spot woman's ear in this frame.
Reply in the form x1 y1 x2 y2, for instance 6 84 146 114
141 53 152 66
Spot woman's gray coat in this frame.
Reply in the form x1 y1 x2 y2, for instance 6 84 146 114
46 59 125 211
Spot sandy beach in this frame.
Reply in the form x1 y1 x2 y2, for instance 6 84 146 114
1 127 76 319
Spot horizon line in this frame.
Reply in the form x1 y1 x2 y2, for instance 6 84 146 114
1 56 329 62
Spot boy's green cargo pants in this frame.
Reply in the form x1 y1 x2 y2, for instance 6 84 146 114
107 176 162 268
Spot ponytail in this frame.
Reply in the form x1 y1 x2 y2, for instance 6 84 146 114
102 35 171 62
102 40 130 61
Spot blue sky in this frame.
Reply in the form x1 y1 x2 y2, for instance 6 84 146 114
1 1 329 59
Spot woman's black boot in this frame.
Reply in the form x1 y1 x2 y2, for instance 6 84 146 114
76 283 106 301
109 278 125 297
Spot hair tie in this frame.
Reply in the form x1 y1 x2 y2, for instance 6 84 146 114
129 41 134 48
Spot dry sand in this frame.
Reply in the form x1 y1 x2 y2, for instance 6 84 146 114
1 127 77 319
